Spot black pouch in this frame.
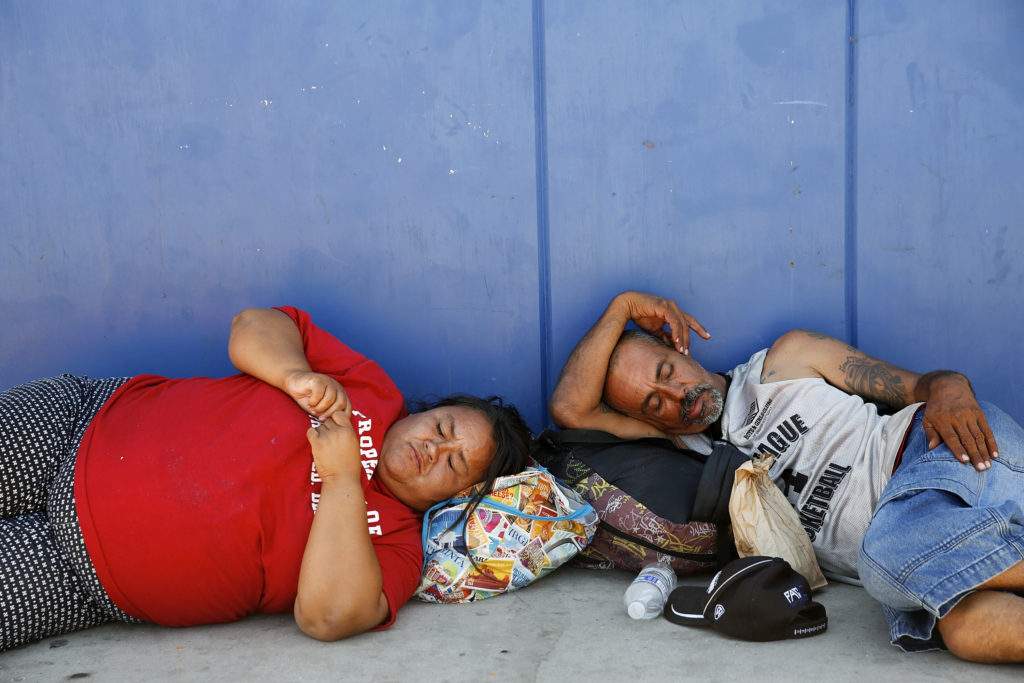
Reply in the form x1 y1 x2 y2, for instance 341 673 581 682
532 429 749 572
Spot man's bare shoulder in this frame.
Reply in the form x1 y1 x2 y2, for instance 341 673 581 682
761 329 844 382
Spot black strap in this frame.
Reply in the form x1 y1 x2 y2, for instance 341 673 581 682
691 443 750 566
538 428 708 463
541 427 670 446
691 443 749 523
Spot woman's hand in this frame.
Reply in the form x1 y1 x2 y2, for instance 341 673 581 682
306 406 360 483
297 401 389 640
286 370 351 421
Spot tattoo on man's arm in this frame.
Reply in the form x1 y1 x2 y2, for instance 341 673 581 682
839 356 907 407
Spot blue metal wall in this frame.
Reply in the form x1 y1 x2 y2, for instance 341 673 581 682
2 1 1022 431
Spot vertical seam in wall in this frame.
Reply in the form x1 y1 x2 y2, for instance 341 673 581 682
532 0 553 427
844 0 859 348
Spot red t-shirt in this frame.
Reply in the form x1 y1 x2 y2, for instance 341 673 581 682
74 306 422 629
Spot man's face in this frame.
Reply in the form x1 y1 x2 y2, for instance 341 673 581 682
604 338 723 435
375 405 495 512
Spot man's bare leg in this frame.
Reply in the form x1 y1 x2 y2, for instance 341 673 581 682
936 560 1024 663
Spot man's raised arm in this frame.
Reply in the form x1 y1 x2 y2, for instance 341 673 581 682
764 329 998 470
548 291 708 438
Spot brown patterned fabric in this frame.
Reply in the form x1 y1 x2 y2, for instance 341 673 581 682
569 471 720 575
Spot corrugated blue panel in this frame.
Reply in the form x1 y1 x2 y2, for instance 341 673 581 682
0 2 544 424
855 1 1024 422
544 1 848 385
2 1 1022 430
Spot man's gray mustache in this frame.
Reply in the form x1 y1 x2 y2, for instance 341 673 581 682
680 384 724 426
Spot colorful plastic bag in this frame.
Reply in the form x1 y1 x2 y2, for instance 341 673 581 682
415 467 599 603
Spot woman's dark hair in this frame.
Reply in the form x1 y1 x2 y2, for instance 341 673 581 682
411 393 532 521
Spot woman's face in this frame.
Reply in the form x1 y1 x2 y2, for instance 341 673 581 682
375 405 496 511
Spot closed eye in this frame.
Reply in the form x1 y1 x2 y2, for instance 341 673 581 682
443 413 468 475
643 393 662 415
658 361 673 381
643 359 671 415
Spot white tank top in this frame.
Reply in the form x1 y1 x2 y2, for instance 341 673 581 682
720 349 920 582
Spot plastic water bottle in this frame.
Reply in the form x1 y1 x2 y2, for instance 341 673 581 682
624 562 678 620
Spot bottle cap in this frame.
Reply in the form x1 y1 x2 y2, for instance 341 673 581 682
627 601 647 619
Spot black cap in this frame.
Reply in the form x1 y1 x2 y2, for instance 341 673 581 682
664 556 827 641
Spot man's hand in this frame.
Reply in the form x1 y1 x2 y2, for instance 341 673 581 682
285 370 350 421
617 291 710 355
919 372 998 471
306 406 360 483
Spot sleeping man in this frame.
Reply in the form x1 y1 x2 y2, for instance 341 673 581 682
549 290 1023 664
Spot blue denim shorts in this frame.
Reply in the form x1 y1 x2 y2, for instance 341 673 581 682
858 402 1024 652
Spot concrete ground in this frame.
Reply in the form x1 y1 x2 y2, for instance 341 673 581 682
2 567 1022 682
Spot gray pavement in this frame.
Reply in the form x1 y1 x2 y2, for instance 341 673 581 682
2 567 1022 682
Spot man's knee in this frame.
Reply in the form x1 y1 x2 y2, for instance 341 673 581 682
937 600 979 660
937 591 1024 664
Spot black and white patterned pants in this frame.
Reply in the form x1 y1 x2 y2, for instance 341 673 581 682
1 375 139 651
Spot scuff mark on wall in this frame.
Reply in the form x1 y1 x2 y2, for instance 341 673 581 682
773 100 828 107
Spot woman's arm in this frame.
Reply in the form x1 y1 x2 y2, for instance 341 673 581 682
294 409 390 640
228 307 349 420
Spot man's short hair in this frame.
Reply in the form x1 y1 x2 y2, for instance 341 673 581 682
609 328 672 374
